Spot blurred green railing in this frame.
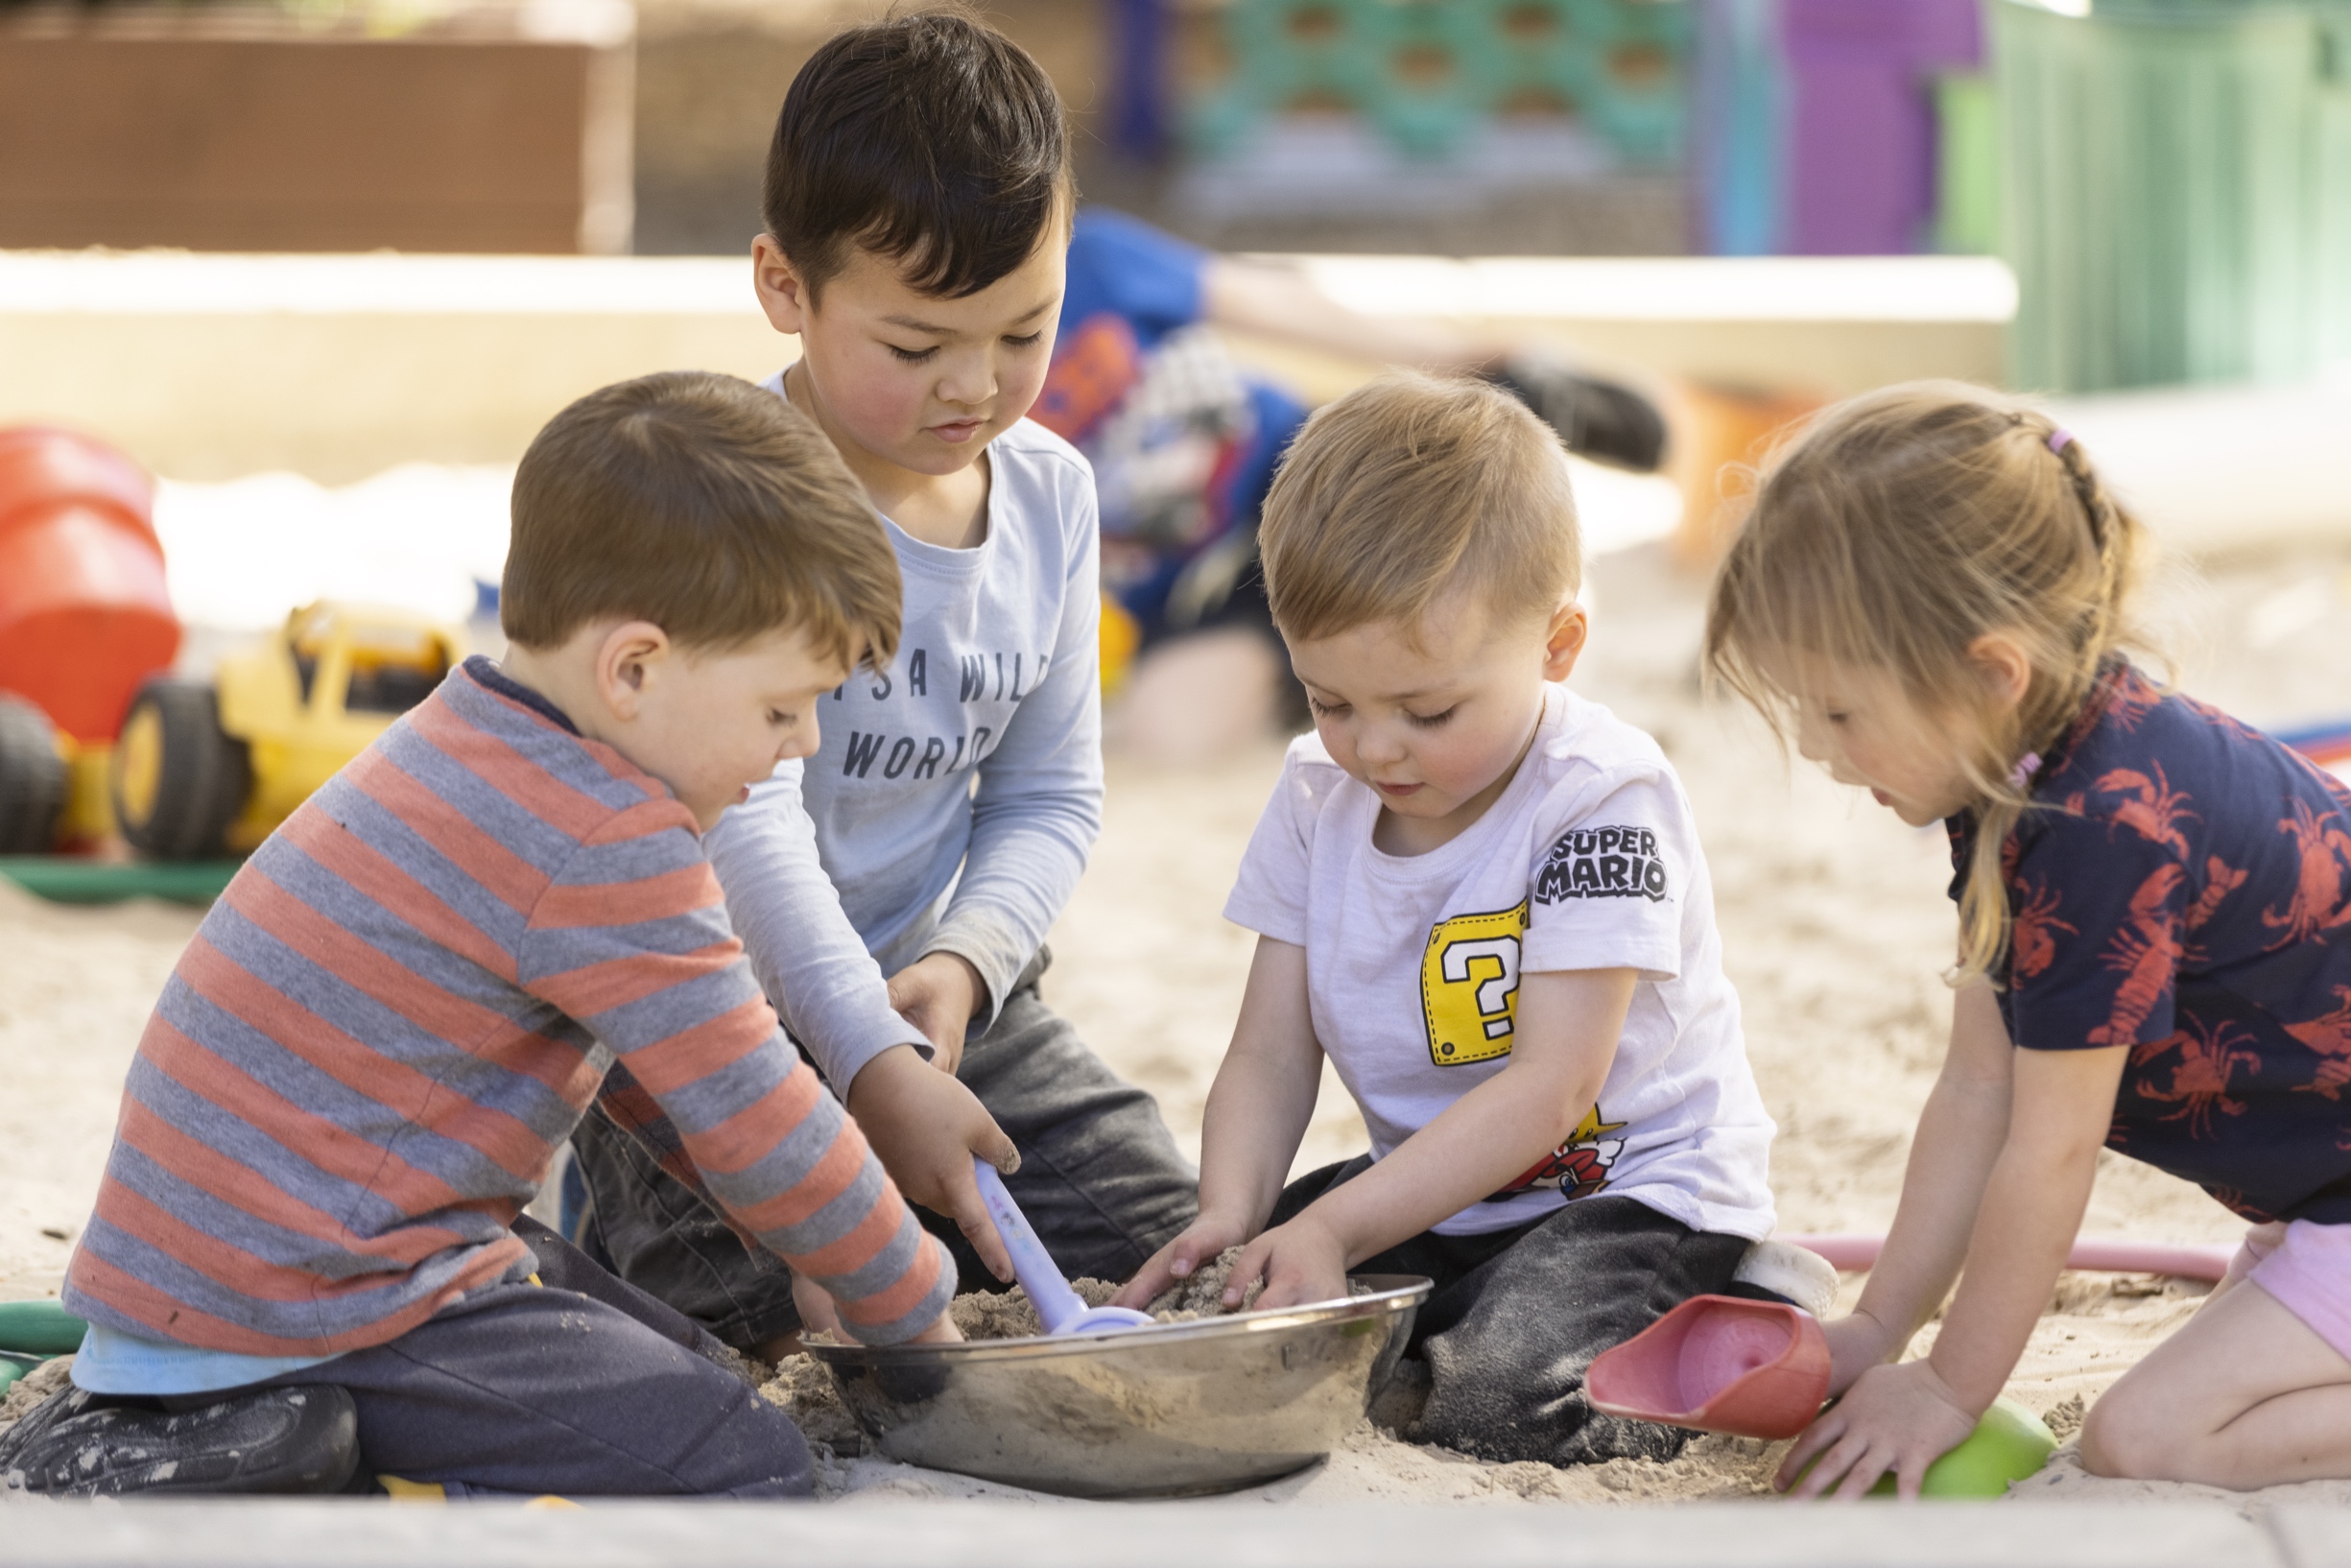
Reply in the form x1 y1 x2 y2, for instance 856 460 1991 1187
1998 0 2351 392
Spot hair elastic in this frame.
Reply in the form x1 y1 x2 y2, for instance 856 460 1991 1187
2047 428 2075 455
2008 751 2043 791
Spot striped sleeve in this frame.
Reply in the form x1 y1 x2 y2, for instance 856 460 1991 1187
522 800 954 1343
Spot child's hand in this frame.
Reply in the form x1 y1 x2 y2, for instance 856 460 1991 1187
754 1273 847 1360
1113 1212 1254 1309
1226 1212 1349 1312
792 1271 844 1341
1821 1309 1899 1398
888 953 986 1075
845 1045 1020 1282
1774 1359 1980 1501
908 1310 963 1346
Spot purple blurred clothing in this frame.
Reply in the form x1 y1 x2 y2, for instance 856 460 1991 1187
1783 0 1981 254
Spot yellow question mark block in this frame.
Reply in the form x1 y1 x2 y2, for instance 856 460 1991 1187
1421 901 1530 1067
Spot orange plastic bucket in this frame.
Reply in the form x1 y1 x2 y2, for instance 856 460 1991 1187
0 428 178 743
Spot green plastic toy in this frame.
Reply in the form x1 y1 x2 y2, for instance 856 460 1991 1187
0 1299 89 1357
1794 1395 2057 1498
1886 1396 2058 1497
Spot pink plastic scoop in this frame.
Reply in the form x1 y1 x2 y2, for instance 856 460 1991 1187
1585 1295 1831 1440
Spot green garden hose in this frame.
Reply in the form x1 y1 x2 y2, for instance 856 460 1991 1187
0 1299 89 1356
0 857 237 906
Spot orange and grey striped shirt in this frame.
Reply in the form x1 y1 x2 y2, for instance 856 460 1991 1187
64 657 952 1354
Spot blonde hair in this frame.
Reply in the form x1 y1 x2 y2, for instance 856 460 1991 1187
1259 371 1579 643
1703 381 2146 982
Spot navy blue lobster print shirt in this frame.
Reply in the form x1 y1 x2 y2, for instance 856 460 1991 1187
1948 663 2351 1224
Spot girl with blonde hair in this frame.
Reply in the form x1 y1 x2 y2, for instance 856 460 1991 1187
1708 381 2351 1497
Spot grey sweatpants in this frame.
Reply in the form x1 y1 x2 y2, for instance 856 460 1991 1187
262 1217 812 1499
1272 1158 1756 1467
570 969 1200 1350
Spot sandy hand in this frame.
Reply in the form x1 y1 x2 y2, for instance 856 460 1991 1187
908 1310 964 1345
1775 1358 1978 1501
801 1273 961 1346
792 1271 844 1341
1225 1213 1347 1313
845 1044 1020 1283
1113 1212 1252 1310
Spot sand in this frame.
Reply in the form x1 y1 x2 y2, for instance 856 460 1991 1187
756 1252 1268 1454
760 1351 867 1455
0 891 202 1293
0 1357 73 1435
5 539 2350 1505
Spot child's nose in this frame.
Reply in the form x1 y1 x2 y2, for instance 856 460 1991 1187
938 353 998 408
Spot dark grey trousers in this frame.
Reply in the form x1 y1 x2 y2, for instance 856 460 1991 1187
570 970 1200 1350
262 1217 812 1499
1272 1158 1754 1466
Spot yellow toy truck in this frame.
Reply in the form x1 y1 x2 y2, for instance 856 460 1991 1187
110 602 463 861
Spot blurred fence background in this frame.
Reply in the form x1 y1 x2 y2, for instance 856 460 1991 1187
5 0 2344 393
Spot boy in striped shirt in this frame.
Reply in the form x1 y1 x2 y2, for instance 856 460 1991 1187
1 372 957 1499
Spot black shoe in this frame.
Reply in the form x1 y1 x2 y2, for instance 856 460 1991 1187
1488 354 1670 473
0 1384 359 1496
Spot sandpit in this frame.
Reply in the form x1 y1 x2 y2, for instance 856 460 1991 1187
5 538 2350 1506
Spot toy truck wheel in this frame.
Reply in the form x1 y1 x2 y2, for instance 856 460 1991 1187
0 695 67 854
111 680 251 862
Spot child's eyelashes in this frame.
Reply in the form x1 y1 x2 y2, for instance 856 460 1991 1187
1302 695 1454 728
886 335 1040 362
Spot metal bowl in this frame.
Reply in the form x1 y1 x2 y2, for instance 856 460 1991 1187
806 1274 1432 1498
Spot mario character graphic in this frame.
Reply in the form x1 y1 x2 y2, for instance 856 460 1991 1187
1492 1105 1629 1202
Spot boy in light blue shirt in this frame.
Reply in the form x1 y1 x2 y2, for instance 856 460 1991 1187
571 10 1197 1349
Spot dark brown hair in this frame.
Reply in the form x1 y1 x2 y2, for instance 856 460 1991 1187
762 8 1072 300
1260 371 1581 644
503 370 900 670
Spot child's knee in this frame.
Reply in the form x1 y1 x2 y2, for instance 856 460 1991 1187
695 1383 819 1498
2075 1391 2162 1480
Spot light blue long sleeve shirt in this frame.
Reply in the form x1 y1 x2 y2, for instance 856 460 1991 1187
707 390 1105 1094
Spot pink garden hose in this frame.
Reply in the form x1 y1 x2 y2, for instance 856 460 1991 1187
1786 1234 2235 1283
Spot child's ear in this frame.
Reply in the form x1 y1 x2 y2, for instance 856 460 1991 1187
594 621 672 722
1965 631 2033 713
1541 601 1589 682
751 234 814 337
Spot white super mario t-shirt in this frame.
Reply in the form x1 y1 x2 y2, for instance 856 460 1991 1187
1223 685 1776 1238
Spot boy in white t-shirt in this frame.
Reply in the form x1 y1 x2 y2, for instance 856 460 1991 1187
1117 372 1790 1465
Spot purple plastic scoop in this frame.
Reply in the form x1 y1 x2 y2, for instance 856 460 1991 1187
971 1156 1153 1336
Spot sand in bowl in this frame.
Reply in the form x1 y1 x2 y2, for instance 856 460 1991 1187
759 1249 1268 1453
